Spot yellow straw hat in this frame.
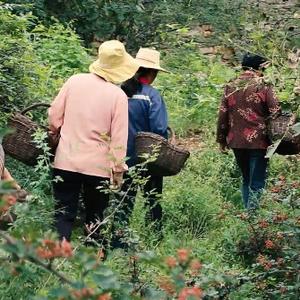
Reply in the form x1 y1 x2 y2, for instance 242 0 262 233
135 48 169 72
89 40 139 84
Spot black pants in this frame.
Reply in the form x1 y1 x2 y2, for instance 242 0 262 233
53 169 109 241
112 173 163 246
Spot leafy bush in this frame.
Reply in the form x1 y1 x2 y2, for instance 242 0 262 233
5 0 146 48
234 204 300 299
156 44 236 134
0 5 90 125
0 8 46 113
162 151 223 237
31 22 90 80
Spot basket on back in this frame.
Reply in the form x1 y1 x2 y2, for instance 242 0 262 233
2 103 51 166
267 112 300 155
135 128 190 176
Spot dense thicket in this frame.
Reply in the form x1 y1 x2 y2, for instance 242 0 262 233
5 0 299 50
0 6 90 120
2 0 299 116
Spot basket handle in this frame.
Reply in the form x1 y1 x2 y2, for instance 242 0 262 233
21 103 50 115
167 126 176 144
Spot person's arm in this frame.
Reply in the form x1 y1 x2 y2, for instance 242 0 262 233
48 80 69 134
110 93 129 177
2 168 20 189
149 90 168 138
216 88 229 149
265 85 281 117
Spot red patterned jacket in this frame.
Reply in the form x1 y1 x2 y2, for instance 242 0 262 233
216 71 281 149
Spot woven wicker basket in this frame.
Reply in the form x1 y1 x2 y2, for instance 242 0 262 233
2 103 50 166
135 129 190 176
276 140 300 155
267 112 296 141
267 112 300 155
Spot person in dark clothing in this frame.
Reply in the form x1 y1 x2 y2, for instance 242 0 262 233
216 54 281 210
113 48 169 247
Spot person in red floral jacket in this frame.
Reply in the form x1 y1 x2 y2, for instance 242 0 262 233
216 54 281 210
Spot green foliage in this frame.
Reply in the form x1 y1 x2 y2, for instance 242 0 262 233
233 204 300 298
162 151 223 237
6 0 147 48
0 5 89 120
156 44 236 134
1 1 300 300
0 8 44 113
31 23 90 80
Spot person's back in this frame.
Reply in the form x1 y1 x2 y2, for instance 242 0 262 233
216 53 281 211
127 83 168 167
112 49 168 248
221 71 280 149
51 73 128 177
48 40 139 241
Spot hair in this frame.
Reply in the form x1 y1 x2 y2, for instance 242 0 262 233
121 77 140 98
242 53 267 71
121 67 158 97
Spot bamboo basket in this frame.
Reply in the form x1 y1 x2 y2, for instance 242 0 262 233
135 128 190 176
2 103 51 166
267 112 300 155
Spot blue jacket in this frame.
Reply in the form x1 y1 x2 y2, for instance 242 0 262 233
127 84 168 167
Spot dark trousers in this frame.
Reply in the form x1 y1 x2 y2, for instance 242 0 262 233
53 169 109 241
233 149 268 210
112 173 163 246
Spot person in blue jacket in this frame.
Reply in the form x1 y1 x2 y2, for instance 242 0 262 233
113 48 169 246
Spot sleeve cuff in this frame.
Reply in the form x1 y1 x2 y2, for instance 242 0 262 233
112 163 128 173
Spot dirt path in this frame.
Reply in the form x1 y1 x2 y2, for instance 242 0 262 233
176 134 205 152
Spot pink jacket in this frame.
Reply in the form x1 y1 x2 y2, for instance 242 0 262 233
48 73 128 178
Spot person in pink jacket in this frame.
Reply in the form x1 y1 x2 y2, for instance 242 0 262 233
48 40 139 241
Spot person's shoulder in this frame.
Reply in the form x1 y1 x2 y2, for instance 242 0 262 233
115 88 128 101
227 73 267 89
261 78 273 88
106 83 128 101
68 73 89 80
65 73 90 85
142 84 162 99
145 84 159 93
105 82 127 99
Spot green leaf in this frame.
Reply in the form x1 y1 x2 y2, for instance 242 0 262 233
92 266 120 290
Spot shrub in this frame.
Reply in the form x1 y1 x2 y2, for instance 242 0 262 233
0 5 90 119
31 22 90 80
0 8 45 113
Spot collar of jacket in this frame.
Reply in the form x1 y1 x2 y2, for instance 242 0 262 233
138 77 151 85
241 70 263 78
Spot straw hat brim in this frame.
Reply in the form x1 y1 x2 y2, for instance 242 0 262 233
89 52 139 84
135 58 169 73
